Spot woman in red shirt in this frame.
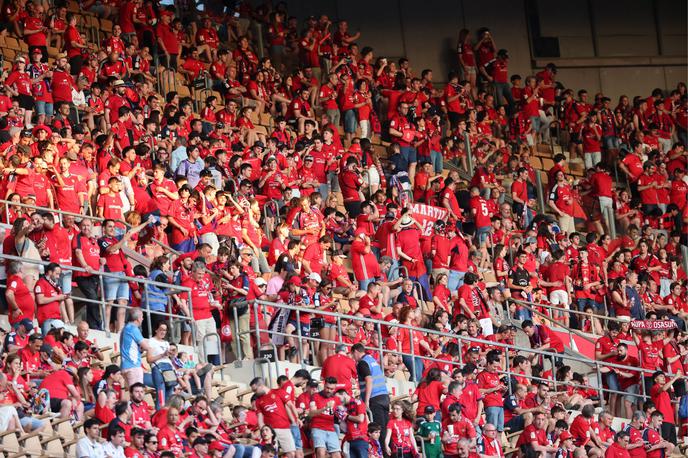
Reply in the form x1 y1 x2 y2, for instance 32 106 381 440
167 185 197 252
398 306 430 382
385 401 419 458
4 57 34 126
413 368 447 418
5 261 35 325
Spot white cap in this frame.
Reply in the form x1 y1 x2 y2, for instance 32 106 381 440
50 320 66 330
307 272 322 283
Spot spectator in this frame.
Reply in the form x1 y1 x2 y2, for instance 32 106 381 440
76 418 105 458
120 308 153 387
308 376 342 458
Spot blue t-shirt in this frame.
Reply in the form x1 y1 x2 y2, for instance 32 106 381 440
120 323 144 369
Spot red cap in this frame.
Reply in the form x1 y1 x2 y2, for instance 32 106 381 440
32 124 52 136
348 143 362 154
288 276 302 286
559 431 573 441
555 233 567 242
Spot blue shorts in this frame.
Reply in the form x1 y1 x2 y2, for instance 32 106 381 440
20 416 45 431
287 320 310 337
103 271 130 301
400 146 417 165
311 428 340 453
290 424 303 450
344 109 357 134
476 226 491 245
59 270 73 295
34 100 54 117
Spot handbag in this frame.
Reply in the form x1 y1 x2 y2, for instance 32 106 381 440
154 362 178 389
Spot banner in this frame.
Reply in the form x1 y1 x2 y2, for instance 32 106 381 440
408 203 449 236
630 320 677 331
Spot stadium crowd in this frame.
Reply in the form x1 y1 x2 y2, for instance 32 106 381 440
0 0 686 457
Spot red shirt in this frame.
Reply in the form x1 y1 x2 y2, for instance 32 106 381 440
605 442 631 458
476 370 502 407
570 414 592 446
156 23 179 54
321 354 357 395
343 399 368 441
309 392 340 432
157 426 184 454
34 277 62 324
38 369 73 399
6 274 34 324
650 384 674 425
516 424 549 448
415 380 445 416
181 275 213 321
254 390 291 429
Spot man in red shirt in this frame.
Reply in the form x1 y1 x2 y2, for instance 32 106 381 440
156 11 180 69
515 412 556 456
335 388 369 457
542 249 573 327
389 102 418 179
605 431 632 458
548 169 576 234
251 377 298 457
481 49 514 115
321 345 357 394
181 262 222 365
477 353 506 434
308 377 342 458
581 116 603 170
650 371 681 445
39 367 82 419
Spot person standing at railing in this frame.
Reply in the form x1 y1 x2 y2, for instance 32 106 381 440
42 212 75 324
181 261 222 365
34 262 69 335
5 261 35 325
99 217 150 332
73 219 105 330
478 352 507 439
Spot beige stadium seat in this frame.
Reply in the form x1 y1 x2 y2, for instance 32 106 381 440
17 431 43 456
53 418 75 443
41 435 64 458
0 430 21 455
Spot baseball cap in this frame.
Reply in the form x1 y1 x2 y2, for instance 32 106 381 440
40 344 53 356
288 276 302 287
424 405 436 414
193 437 210 446
50 320 66 330
559 431 573 441
15 318 33 332
307 272 322 283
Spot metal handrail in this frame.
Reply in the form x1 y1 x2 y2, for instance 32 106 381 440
0 252 197 353
245 299 685 400
0 198 180 255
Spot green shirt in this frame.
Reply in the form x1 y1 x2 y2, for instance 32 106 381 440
418 419 442 449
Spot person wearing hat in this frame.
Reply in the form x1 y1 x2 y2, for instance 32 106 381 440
3 317 33 353
190 436 210 458
208 440 228 457
417 404 442 458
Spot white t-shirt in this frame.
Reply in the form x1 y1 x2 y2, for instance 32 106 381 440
76 437 105 458
148 337 172 365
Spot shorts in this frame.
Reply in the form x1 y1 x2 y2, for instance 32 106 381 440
311 428 341 453
20 415 45 431
623 384 640 404
606 372 620 392
274 428 296 453
549 290 569 307
17 93 35 111
103 271 130 301
344 109 357 134
476 226 491 245
59 270 73 295
35 100 54 117
288 320 310 337
290 424 303 450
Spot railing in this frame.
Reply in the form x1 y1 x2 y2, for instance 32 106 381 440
237 299 685 407
0 253 197 354
0 199 180 256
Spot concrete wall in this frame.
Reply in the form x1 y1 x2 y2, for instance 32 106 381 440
280 0 686 99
